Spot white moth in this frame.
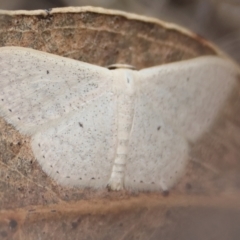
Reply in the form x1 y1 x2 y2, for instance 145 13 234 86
0 47 238 191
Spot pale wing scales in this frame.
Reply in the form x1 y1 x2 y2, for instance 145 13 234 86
0 47 112 135
0 47 117 188
138 56 238 142
31 93 117 188
125 94 188 191
125 56 238 191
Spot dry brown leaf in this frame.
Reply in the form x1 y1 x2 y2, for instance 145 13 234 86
0 7 240 240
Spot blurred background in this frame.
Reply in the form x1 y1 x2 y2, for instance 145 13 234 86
0 0 240 64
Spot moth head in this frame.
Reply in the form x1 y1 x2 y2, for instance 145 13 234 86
106 63 136 70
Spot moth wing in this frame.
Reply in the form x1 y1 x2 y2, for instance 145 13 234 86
137 56 238 142
125 56 238 191
0 47 112 135
31 93 117 188
0 47 117 188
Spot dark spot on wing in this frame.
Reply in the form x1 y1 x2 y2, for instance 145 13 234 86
78 122 83 128
47 70 49 74
157 126 161 131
